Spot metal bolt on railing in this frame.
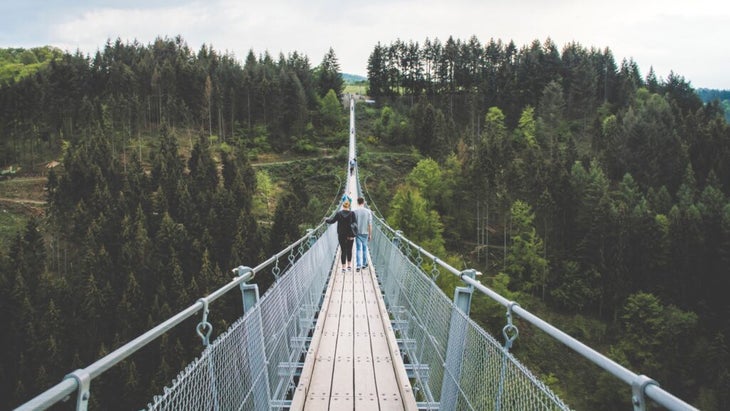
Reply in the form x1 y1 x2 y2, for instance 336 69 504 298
632 374 659 411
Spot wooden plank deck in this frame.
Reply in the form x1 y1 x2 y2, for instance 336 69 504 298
291 247 418 410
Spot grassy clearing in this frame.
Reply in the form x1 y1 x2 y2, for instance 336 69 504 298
344 83 368 95
0 177 47 250
0 203 29 250
0 177 47 201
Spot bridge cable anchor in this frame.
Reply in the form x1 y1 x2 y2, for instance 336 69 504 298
430 258 440 280
502 301 520 351
196 297 213 347
272 258 281 280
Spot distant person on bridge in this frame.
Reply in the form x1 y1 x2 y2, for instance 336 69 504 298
341 189 352 206
325 201 357 272
349 157 356 175
353 197 372 272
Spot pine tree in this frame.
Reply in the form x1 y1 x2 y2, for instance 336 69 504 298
38 299 63 373
80 271 107 358
316 47 343 100
505 200 548 298
386 186 446 257
117 272 143 339
319 89 343 136
198 249 219 296
406 158 447 210
274 67 308 149
5 272 34 401
512 106 543 200
412 99 449 160
617 292 697 384
210 187 237 268
150 126 185 219
572 160 616 315
367 43 388 98
566 52 597 131
721 203 730 277
122 360 141 409
473 106 510 205
697 171 727 314
16 217 46 292
188 134 219 208
268 190 302 256
231 209 262 267
121 205 152 281
169 254 190 310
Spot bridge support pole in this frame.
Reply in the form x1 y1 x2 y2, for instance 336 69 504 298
64 369 90 411
235 266 259 313
439 269 476 409
236 266 270 410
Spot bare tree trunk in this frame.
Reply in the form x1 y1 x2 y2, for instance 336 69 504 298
503 214 507 272
230 89 235 142
247 90 251 132
486 202 489 269
219 107 223 140
476 200 480 262
30 128 36 173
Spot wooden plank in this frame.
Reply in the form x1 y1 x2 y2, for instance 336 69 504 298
294 246 417 410
366 265 419 410
300 253 345 410
354 270 380 411
329 266 354 409
360 265 405 411
290 251 341 410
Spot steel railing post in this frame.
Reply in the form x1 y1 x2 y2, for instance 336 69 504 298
235 266 259 313
439 269 476 409
63 369 90 411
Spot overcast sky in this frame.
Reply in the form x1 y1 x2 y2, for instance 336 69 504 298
1 0 728 89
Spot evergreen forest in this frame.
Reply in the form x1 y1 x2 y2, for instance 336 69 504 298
1 34 729 410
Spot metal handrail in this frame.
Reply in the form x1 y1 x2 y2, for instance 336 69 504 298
15 221 328 411
374 214 698 411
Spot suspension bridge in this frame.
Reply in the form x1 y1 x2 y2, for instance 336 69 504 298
17 99 698 411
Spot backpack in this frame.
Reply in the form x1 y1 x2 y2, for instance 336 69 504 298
349 212 358 236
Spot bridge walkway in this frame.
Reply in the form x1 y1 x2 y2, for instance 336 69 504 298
291 138 417 410
291 248 417 410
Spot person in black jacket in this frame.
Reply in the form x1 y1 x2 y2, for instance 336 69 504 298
325 200 357 272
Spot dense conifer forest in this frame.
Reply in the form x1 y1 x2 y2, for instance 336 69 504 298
1 34 729 409
0 36 347 409
366 36 730 410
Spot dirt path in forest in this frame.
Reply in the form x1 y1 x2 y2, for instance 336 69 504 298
0 197 45 216
0 197 45 205
0 176 47 204
251 154 336 167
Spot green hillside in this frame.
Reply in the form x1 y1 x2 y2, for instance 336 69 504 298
697 87 730 121
0 46 63 83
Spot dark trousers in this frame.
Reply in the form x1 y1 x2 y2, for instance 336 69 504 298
338 235 354 265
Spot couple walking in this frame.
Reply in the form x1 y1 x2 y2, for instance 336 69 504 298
325 197 372 272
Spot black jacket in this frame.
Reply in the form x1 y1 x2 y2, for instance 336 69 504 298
326 210 357 237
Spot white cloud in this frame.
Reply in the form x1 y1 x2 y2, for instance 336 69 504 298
20 0 730 87
50 3 211 52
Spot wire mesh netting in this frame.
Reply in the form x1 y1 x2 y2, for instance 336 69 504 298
146 217 570 411
370 221 571 411
146 225 338 410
